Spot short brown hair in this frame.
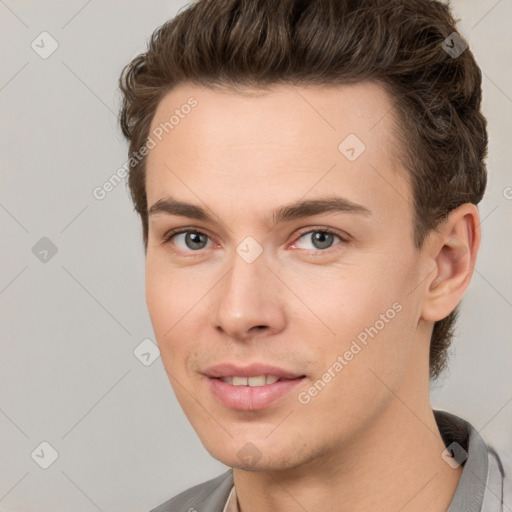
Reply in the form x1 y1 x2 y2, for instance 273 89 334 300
118 0 488 381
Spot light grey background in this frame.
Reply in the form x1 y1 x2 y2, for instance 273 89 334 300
1 1 511 511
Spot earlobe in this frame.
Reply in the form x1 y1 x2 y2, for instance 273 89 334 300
422 204 480 322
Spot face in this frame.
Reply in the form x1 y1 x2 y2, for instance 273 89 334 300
144 82 431 471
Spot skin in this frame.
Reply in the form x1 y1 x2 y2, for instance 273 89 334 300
144 82 480 512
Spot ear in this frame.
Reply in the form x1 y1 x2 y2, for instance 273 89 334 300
421 203 481 322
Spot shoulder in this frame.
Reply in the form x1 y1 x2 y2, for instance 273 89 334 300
486 442 512 509
149 469 234 512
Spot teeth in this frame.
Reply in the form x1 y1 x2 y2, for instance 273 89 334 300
219 375 281 386
248 376 266 387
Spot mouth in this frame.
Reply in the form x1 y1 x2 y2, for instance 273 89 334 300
206 376 306 411
216 375 301 386
203 364 307 410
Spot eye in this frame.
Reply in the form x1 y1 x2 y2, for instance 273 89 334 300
164 230 212 252
162 227 348 255
292 229 345 251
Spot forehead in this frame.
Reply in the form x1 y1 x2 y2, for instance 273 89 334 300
148 81 398 155
145 81 411 224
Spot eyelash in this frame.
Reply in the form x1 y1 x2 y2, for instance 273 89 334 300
161 226 350 257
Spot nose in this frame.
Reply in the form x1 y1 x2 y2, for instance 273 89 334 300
211 252 286 341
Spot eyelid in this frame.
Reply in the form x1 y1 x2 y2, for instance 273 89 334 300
288 226 350 253
292 226 351 243
162 227 210 245
161 227 216 257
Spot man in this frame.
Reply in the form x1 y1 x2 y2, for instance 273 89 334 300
118 0 510 510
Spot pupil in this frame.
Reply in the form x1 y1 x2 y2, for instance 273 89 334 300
187 232 207 249
313 232 333 249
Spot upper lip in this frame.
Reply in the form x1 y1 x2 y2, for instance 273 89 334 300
203 363 305 379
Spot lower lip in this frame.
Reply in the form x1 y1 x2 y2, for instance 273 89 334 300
206 377 306 410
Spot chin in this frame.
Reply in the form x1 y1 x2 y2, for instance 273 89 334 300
203 437 309 472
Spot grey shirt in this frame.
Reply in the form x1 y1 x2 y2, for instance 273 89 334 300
150 410 510 512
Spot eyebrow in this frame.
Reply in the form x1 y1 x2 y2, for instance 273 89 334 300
148 195 371 226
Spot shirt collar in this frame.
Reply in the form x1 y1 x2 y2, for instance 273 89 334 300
435 409 494 512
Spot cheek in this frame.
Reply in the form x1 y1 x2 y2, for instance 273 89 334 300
298 299 416 438
145 259 208 377
304 250 419 378
145 254 198 335
145 260 187 361
290 254 410 338
145 262 168 336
